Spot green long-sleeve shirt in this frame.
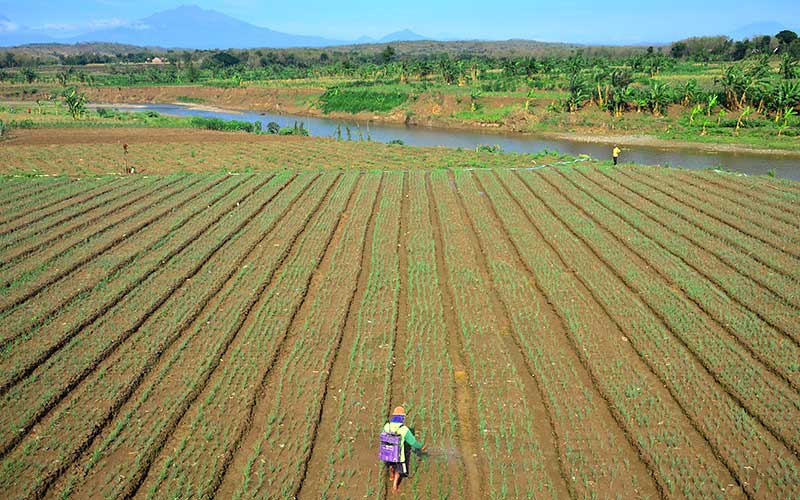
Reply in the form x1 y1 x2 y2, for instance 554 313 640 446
383 421 422 462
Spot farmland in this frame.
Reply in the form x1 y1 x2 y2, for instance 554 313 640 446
0 164 798 500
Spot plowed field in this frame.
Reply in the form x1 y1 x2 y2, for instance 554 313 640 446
0 165 798 500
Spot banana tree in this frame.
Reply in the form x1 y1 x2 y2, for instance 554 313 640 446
735 105 753 132
647 80 671 115
681 79 698 106
779 53 798 79
62 88 87 120
768 80 800 121
778 107 797 135
706 94 718 116
689 104 703 125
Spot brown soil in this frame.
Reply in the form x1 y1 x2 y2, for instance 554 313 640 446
2 126 299 146
2 169 798 499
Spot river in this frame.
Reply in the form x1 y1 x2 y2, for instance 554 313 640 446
106 103 800 180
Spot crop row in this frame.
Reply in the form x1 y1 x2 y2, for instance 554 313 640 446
479 169 740 498
670 170 799 229
507 169 799 498
0 174 209 316
51 172 349 499
0 176 124 237
0 176 179 281
575 168 800 322
297 171 405 500
0 176 111 226
624 168 800 263
0 173 232 348
195 172 374 500
389 170 462 500
0 174 238 387
595 167 800 289
0 177 71 208
532 168 800 452
552 167 800 371
429 169 566 500
691 171 800 216
0 175 155 264
456 169 661 499
0 172 304 497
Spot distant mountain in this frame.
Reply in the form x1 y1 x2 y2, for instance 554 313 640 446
66 5 344 49
378 29 428 43
727 21 787 40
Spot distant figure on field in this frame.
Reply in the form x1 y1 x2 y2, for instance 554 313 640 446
379 406 426 494
612 145 621 165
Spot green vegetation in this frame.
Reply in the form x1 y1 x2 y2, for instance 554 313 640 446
175 95 206 104
318 86 408 113
1 30 799 150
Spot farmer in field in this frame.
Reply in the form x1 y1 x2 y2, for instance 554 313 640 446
380 406 426 494
612 145 622 165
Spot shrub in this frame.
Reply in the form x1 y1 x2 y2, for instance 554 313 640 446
476 144 502 153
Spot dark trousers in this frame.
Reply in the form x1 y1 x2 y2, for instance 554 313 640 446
613 156 618 165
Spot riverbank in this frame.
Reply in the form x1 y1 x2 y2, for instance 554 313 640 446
75 85 800 158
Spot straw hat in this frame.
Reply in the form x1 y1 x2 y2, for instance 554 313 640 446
392 406 406 416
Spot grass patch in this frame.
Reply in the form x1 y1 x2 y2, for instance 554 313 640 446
318 87 408 114
175 96 206 104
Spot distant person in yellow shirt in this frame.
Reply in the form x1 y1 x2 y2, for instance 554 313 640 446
612 146 621 165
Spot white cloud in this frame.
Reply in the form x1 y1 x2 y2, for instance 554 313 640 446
0 19 18 33
36 17 130 33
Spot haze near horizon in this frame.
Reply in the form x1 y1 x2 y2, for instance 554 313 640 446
0 0 798 46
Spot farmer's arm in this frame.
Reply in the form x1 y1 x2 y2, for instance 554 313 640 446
403 428 423 449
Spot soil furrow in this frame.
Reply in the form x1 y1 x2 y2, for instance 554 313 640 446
0 176 178 273
0 178 124 236
675 172 800 228
573 167 800 320
558 168 800 350
96 173 347 500
164 173 369 500
0 173 308 499
0 175 240 386
531 169 800 453
650 168 800 247
425 172 485 500
0 174 207 316
512 169 798 498
293 171 404 500
487 169 742 498
0 173 234 345
623 168 800 260
0 175 155 259
697 172 800 218
0 174 292 460
596 168 800 283
447 169 570 498
431 170 568 499
0 177 95 222
466 170 662 499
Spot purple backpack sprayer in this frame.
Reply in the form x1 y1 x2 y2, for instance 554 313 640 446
379 432 401 463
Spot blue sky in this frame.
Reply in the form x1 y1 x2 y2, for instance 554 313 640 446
1 0 798 43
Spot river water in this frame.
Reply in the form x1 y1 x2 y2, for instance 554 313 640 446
108 103 800 180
